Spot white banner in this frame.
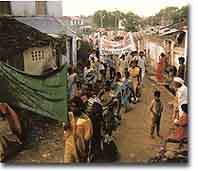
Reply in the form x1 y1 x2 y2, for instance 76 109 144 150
100 32 137 54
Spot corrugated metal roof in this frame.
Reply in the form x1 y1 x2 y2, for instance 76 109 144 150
0 17 55 58
160 28 179 36
15 16 66 36
56 18 77 37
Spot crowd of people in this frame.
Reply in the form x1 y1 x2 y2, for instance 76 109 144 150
0 46 188 163
64 48 188 163
64 50 147 163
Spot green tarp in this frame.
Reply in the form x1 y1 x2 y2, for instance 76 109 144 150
0 63 68 122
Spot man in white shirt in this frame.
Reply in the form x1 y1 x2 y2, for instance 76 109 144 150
173 77 188 118
98 60 105 81
119 54 129 78
89 52 98 63
84 61 98 85
137 51 146 85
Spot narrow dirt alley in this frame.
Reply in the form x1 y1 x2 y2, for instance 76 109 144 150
114 77 175 163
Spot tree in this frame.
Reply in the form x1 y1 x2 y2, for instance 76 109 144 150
173 5 189 24
93 10 140 31
122 12 140 32
111 10 125 29
143 6 188 27
93 10 108 28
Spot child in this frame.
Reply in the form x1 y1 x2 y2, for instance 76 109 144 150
174 103 188 143
149 90 164 138
75 81 82 97
122 71 133 112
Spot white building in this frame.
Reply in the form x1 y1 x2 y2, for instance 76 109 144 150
61 16 84 26
16 16 79 68
10 1 62 16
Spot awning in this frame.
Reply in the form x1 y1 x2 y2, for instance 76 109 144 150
160 28 179 36
0 62 68 122
132 31 145 40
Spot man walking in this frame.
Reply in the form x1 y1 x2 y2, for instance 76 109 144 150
137 51 146 85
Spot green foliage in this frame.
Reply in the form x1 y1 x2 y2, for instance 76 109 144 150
93 10 141 32
143 5 188 26
173 6 189 24
92 5 188 31
122 12 140 32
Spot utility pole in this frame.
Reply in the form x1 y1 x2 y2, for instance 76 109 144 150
100 14 103 28
115 15 117 30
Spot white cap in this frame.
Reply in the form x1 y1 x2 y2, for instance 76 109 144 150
173 77 184 84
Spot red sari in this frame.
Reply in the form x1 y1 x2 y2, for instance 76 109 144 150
156 56 166 83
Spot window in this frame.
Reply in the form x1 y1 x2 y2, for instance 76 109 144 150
42 51 45 59
32 50 45 62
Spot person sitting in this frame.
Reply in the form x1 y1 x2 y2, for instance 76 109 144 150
0 102 22 140
164 104 188 149
0 102 23 162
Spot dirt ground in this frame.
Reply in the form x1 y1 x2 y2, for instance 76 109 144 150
7 117 64 164
114 77 176 163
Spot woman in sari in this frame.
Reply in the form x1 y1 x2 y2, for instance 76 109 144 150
156 53 166 83
64 97 93 163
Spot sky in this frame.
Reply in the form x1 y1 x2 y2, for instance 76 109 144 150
62 0 189 17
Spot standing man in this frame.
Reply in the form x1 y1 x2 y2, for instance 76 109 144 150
96 47 100 61
173 77 188 120
177 57 186 80
119 54 129 78
128 59 141 102
137 51 146 86
98 60 105 81
109 55 116 80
